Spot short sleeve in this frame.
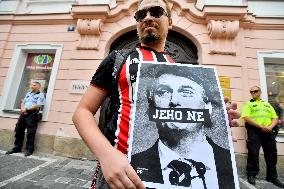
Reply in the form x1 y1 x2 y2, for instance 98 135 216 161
23 92 30 104
241 103 251 118
90 51 116 91
269 104 278 119
37 93 46 106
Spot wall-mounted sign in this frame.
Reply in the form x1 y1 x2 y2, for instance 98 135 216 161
218 76 231 99
69 81 89 94
33 55 53 65
219 77 230 89
67 25 75 32
222 88 232 99
26 53 54 70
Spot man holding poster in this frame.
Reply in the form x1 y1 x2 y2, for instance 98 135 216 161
72 0 240 188
130 64 236 189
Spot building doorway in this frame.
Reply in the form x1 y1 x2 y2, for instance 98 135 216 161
110 30 198 65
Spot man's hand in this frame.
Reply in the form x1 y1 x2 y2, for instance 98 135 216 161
261 126 272 133
224 96 240 127
260 126 272 133
20 99 27 114
224 97 240 142
20 107 27 114
100 148 146 189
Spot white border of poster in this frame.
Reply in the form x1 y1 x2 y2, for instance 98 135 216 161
128 62 239 189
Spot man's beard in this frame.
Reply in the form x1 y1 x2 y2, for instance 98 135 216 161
140 33 161 46
157 122 203 148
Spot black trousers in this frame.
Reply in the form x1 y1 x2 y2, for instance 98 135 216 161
246 125 278 179
13 112 39 153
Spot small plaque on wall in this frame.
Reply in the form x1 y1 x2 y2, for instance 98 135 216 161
222 88 232 99
219 76 231 99
69 81 89 94
219 77 230 89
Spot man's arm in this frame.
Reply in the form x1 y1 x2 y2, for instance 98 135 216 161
224 97 240 127
20 99 27 114
243 116 263 129
267 104 280 131
224 97 240 142
32 92 45 111
243 116 273 133
72 86 145 189
27 104 41 111
268 118 278 130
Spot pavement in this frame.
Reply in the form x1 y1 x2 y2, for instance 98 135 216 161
0 150 95 189
0 150 283 189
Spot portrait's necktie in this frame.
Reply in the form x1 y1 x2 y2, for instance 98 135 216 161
167 159 207 189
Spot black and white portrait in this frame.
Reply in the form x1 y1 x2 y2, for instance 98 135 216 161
128 63 239 189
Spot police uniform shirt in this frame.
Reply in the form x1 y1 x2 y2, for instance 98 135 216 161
241 99 278 126
23 91 45 109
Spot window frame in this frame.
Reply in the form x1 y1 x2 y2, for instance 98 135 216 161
258 51 284 102
0 43 63 121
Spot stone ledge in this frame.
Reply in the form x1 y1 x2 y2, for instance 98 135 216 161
0 129 96 160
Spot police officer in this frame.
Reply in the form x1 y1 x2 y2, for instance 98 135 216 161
242 86 284 188
6 81 45 157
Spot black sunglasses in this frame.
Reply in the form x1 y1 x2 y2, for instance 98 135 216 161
250 90 259 94
134 6 168 22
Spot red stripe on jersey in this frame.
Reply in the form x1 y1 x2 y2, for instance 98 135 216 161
117 62 131 154
166 54 175 63
115 48 174 154
140 48 154 61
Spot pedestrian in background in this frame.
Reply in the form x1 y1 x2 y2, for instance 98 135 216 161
241 86 284 188
6 81 45 157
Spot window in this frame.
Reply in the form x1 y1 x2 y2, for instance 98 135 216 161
258 52 284 132
0 44 62 121
14 53 54 110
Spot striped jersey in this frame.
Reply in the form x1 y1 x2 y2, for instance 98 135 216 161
90 45 175 154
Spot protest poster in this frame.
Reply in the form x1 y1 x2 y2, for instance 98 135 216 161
128 62 240 189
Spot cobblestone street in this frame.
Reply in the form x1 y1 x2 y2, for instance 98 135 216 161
0 150 283 189
0 151 95 189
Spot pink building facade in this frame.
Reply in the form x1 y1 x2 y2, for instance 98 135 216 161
0 0 283 158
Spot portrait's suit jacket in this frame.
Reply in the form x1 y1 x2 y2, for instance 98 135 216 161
131 137 235 189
